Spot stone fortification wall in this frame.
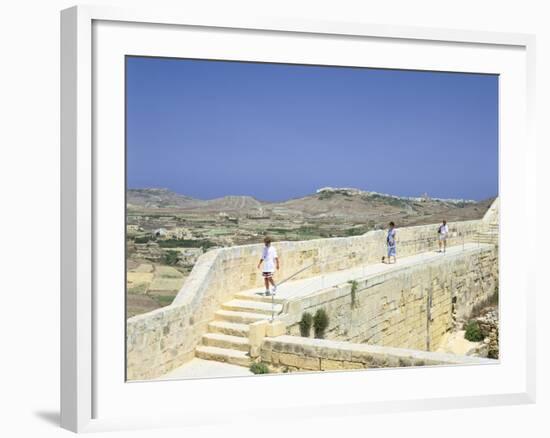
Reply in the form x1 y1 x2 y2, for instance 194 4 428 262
482 197 499 224
260 335 495 372
284 245 498 351
127 200 497 380
127 250 220 379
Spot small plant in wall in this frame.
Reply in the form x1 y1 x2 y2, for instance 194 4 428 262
348 280 358 308
299 312 313 337
250 362 270 374
464 320 484 342
313 308 329 339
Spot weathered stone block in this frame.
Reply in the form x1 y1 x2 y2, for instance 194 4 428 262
278 353 321 371
249 320 268 348
266 321 286 337
320 358 346 370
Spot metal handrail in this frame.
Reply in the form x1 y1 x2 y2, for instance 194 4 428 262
267 231 484 321
269 252 362 321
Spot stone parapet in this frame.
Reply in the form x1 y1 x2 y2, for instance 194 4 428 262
261 335 495 372
283 245 498 352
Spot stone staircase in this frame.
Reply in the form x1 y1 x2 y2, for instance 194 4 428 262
475 223 499 245
195 292 285 367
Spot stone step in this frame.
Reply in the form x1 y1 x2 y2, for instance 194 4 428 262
208 320 250 337
222 299 283 315
195 345 251 367
202 333 250 351
214 309 271 324
234 291 286 304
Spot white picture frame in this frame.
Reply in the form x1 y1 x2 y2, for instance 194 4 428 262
60 4 536 433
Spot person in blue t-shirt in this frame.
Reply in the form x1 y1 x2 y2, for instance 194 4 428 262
385 221 397 264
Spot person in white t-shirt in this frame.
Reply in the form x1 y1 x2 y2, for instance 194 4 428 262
257 236 280 296
438 220 449 253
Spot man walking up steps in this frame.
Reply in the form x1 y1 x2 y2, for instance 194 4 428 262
257 236 280 296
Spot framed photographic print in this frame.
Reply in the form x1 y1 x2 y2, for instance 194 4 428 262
60 4 536 433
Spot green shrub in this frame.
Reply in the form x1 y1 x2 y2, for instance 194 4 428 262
154 295 175 307
299 312 313 337
313 308 329 339
163 250 180 266
488 285 499 306
250 362 270 374
344 227 370 237
464 321 484 342
134 236 150 244
157 239 215 249
295 226 320 237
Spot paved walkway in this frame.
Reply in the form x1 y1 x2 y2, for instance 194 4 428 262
156 358 253 380
238 242 493 302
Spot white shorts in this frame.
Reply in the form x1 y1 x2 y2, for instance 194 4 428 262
439 234 448 241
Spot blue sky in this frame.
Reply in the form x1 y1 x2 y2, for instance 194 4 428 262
126 57 498 202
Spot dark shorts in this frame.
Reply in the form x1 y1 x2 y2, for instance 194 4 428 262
262 271 273 278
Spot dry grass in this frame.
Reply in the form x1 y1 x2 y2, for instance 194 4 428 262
134 263 154 273
149 277 185 293
153 294 177 307
155 265 184 278
126 272 154 294
126 294 161 318
126 262 187 318
127 259 140 270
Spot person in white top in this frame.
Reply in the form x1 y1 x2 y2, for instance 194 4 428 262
257 236 280 296
438 220 449 253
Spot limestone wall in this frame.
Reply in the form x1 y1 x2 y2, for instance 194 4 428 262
284 245 498 351
173 219 483 300
127 200 497 380
127 250 221 380
482 197 499 224
260 335 495 372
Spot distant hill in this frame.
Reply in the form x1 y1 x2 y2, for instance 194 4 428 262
127 188 265 212
127 187 494 226
201 195 265 211
127 188 201 209
276 188 490 223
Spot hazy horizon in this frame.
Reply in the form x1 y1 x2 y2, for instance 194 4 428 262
127 57 499 202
